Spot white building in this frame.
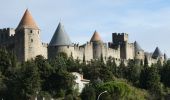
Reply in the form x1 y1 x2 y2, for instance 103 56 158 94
72 72 90 93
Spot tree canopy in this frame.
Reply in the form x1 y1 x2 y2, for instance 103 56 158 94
0 49 170 100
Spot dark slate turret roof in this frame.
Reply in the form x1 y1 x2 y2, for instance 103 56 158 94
90 30 102 42
152 47 163 59
16 9 39 30
49 22 72 46
134 41 143 51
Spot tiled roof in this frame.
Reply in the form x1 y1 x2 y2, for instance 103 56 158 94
49 22 72 46
152 47 163 59
16 9 39 30
90 30 102 42
134 41 143 51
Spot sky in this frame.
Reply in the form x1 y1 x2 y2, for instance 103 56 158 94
0 0 170 57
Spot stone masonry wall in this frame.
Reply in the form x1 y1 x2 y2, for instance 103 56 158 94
48 46 74 59
84 42 93 61
126 43 135 59
24 29 43 61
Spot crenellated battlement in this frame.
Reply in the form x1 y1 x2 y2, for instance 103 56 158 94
0 28 10 32
112 32 128 44
42 43 48 47
112 32 128 37
0 28 15 34
0 28 15 44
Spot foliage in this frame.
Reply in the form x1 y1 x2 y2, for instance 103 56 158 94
0 72 6 99
96 80 149 100
139 66 163 99
83 59 113 82
0 49 170 99
81 85 96 100
0 49 17 76
161 60 170 87
127 59 142 86
20 61 41 99
106 57 118 77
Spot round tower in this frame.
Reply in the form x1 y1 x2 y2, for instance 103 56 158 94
134 41 144 60
48 22 74 59
152 47 164 64
90 30 103 59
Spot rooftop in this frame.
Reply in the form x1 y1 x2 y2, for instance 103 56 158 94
90 30 102 42
134 41 143 51
16 9 39 30
152 47 163 59
49 22 72 46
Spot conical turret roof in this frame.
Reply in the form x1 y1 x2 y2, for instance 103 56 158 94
134 41 143 51
152 47 163 59
90 30 102 42
49 22 72 46
16 9 39 30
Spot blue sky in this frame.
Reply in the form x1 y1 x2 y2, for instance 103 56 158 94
0 0 170 56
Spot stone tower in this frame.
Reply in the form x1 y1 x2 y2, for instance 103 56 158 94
152 47 164 64
90 31 103 59
48 22 73 59
15 9 42 61
112 33 129 59
134 41 144 60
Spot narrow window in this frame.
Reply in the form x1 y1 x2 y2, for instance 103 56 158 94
30 30 33 33
31 39 33 42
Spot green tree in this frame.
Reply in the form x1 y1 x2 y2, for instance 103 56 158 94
106 57 118 77
35 55 52 78
46 53 76 98
49 54 67 71
99 65 113 82
139 66 163 98
0 48 17 76
20 61 41 99
66 56 82 72
81 85 96 100
4 61 41 100
83 60 101 81
0 72 6 99
161 60 170 87
96 81 148 100
45 70 75 98
117 61 128 78
127 59 142 85
34 55 52 97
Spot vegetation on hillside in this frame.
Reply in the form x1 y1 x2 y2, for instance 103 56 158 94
0 48 170 100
